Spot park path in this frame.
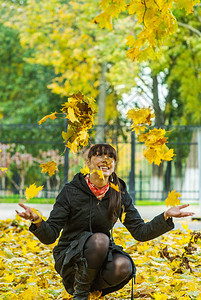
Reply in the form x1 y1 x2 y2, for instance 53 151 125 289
0 203 200 231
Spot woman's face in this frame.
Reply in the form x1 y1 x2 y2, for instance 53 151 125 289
87 153 115 178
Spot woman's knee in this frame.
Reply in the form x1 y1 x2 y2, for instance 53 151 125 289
84 233 110 255
113 255 133 281
96 254 133 288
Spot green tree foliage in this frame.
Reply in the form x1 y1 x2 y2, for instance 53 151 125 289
0 0 139 127
150 6 201 125
0 22 62 123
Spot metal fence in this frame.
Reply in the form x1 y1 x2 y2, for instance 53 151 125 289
0 122 200 204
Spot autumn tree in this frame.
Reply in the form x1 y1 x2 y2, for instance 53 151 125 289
0 0 140 142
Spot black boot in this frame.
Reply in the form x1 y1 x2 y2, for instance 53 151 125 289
73 258 98 300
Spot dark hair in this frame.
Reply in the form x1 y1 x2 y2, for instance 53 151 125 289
88 144 121 223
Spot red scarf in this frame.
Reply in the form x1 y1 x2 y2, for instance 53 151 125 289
85 176 109 200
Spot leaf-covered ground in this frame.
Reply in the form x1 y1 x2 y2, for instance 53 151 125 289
0 216 201 300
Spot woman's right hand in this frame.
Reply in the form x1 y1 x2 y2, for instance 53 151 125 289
15 203 40 222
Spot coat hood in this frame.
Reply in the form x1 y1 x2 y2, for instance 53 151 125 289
69 172 94 195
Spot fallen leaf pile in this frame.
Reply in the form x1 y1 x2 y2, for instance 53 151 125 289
0 216 200 299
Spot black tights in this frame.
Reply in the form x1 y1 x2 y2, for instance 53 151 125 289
83 233 133 289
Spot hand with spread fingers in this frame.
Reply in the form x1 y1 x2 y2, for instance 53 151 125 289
164 204 195 220
16 203 41 225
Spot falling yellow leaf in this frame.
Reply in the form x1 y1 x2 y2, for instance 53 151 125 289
40 161 58 177
132 124 148 135
109 182 119 192
61 92 97 153
31 207 46 221
66 140 79 154
91 169 105 180
67 107 79 123
165 190 181 207
160 144 175 161
25 183 43 200
143 148 162 166
80 165 90 176
127 107 154 128
79 130 88 140
138 128 175 165
38 111 57 125
143 128 167 148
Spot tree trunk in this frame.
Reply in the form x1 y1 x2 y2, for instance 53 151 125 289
152 74 164 126
95 63 107 144
150 74 164 200
19 170 25 200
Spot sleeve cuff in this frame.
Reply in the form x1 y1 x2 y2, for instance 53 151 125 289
166 216 173 226
29 219 46 233
162 212 174 227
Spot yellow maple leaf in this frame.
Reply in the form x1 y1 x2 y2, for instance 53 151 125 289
109 182 119 192
160 144 175 161
80 165 90 176
38 111 57 125
79 130 88 140
62 127 76 143
127 107 154 127
67 107 79 123
143 148 162 166
138 131 149 143
152 293 168 300
66 140 79 154
92 169 105 180
40 161 58 177
165 190 181 207
4 273 15 283
144 128 167 148
132 124 148 135
25 183 43 200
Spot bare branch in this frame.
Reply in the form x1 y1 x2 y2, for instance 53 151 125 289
177 21 201 37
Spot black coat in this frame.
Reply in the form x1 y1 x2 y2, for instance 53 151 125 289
30 173 174 272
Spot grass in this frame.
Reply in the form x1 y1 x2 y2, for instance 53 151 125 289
0 197 199 206
0 196 55 204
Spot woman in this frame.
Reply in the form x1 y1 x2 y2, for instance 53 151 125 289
16 144 194 300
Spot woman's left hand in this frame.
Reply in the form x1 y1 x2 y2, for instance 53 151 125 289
164 204 195 220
